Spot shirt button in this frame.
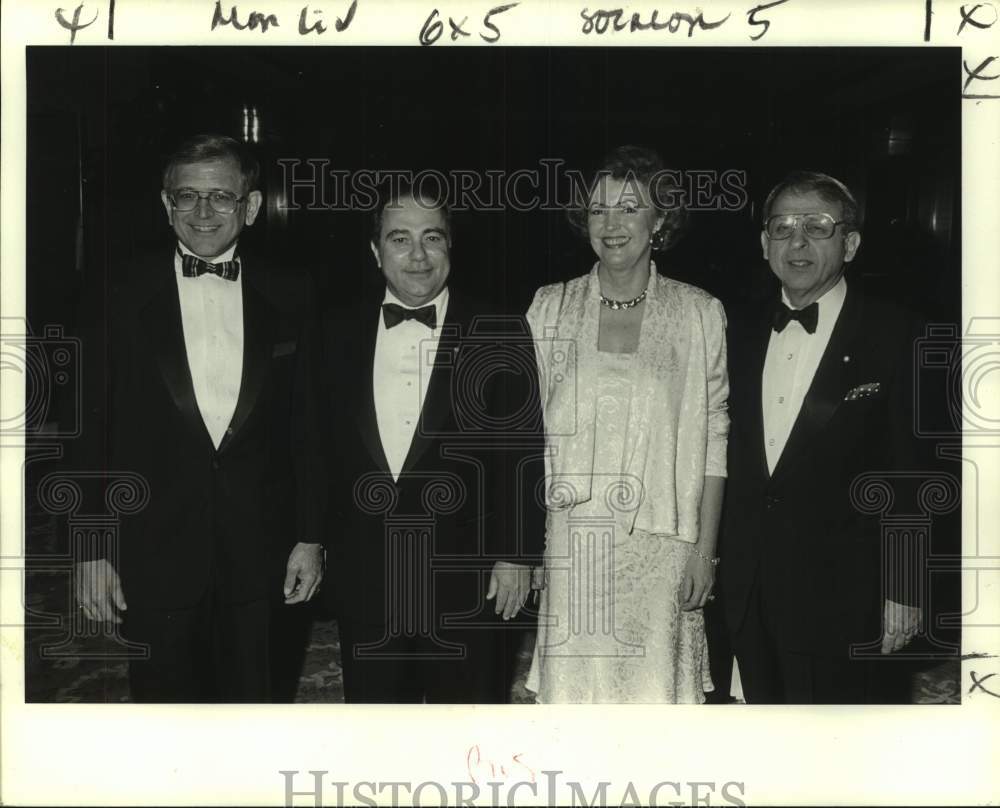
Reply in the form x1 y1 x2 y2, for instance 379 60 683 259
786 353 793 360
768 438 775 446
778 396 785 403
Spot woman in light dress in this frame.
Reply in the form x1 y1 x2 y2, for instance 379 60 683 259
525 146 729 703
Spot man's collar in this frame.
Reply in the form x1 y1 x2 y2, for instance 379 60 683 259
780 275 847 312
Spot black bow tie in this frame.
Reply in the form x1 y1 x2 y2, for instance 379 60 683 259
178 248 240 281
382 302 437 330
772 301 818 334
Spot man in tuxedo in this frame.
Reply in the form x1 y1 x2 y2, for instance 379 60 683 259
314 184 544 702
720 171 922 703
73 134 323 702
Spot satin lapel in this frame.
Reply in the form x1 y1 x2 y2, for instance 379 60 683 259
218 275 271 454
770 285 863 485
738 310 773 484
352 302 391 474
142 270 213 448
400 293 464 475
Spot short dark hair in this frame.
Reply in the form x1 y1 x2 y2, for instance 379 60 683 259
762 170 861 231
566 144 688 252
370 179 452 244
161 134 260 194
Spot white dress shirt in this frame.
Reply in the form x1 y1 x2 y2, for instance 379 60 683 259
174 243 244 449
761 276 847 473
373 287 450 480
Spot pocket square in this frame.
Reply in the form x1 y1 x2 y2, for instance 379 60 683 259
844 381 881 401
272 340 297 358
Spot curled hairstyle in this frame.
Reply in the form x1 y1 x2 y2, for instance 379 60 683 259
161 134 260 194
567 144 688 252
762 170 861 232
370 178 452 245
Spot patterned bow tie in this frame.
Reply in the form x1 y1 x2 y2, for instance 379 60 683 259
382 302 436 330
178 248 241 281
772 300 818 334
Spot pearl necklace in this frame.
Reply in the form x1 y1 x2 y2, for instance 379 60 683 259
599 288 647 311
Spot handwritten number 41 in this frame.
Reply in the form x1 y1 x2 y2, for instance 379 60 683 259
55 0 116 44
419 2 519 45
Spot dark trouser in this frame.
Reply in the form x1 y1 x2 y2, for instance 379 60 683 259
123 588 272 703
732 580 875 704
704 587 736 703
270 601 316 703
338 619 503 703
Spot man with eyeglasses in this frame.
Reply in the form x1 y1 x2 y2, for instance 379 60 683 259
73 133 323 701
719 171 922 703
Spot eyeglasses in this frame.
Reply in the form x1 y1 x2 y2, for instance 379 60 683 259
765 213 847 240
167 188 246 214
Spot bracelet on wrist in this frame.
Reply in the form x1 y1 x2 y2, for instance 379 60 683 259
691 547 720 566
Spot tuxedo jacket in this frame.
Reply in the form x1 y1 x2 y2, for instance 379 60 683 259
719 282 922 656
73 246 321 610
312 287 546 629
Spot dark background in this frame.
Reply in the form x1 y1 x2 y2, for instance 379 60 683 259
24 46 965 698
28 46 960 328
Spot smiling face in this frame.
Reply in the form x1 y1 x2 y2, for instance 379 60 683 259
160 158 262 260
587 175 664 274
761 188 861 308
371 194 451 307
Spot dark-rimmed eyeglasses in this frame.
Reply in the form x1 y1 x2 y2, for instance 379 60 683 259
167 189 246 214
765 213 847 240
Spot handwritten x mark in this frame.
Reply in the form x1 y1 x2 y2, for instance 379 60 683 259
968 671 1000 697
962 55 1000 99
957 3 998 35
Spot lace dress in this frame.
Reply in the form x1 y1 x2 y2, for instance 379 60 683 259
526 350 714 703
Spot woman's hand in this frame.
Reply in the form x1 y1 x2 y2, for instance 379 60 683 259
529 565 547 606
680 552 716 611
487 561 532 620
530 565 547 591
683 476 724 611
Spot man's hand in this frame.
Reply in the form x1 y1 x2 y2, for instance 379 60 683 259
680 552 716 611
283 542 324 604
75 559 127 624
486 561 531 620
881 598 921 654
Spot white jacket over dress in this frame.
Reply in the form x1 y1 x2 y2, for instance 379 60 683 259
527 262 729 540
524 262 730 703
